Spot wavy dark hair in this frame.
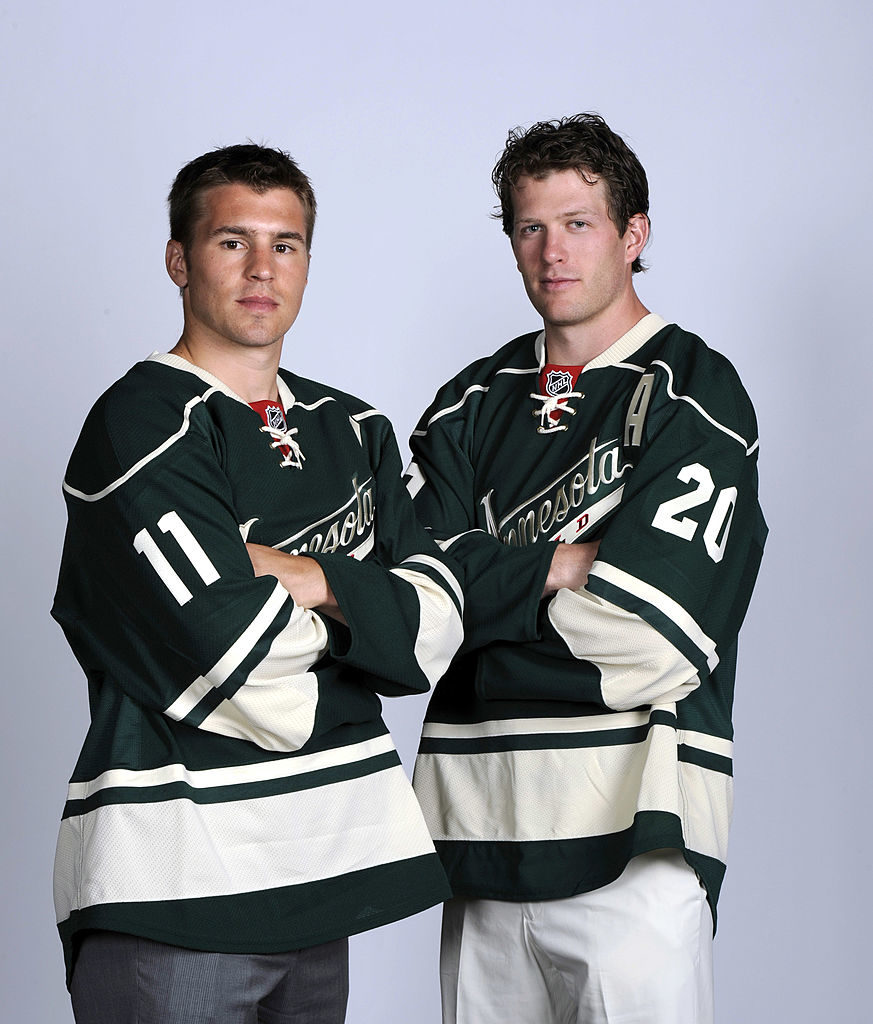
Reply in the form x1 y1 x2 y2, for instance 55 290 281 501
492 113 649 273
169 143 317 252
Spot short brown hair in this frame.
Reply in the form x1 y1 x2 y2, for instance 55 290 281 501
492 113 649 273
168 143 317 252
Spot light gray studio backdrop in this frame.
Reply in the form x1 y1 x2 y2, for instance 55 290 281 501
2 1 869 1020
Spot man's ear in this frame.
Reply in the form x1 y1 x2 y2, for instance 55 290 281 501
624 213 650 266
165 239 188 290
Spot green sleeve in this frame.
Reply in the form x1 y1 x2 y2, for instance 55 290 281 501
307 416 464 696
406 403 553 652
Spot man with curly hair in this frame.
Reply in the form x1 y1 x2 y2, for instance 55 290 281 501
406 113 766 1024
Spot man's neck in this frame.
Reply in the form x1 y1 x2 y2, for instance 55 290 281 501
544 294 650 366
169 334 283 403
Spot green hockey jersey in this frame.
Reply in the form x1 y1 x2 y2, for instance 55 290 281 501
406 314 766 920
52 352 463 983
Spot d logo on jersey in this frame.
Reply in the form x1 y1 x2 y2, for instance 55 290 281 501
266 405 287 432
545 370 574 397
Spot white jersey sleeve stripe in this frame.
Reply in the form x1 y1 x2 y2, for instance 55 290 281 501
400 552 464 609
389 567 464 687
164 582 328 722
589 561 719 671
547 586 702 710
198 672 319 752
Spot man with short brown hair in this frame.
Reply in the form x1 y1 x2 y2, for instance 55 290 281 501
53 143 463 1023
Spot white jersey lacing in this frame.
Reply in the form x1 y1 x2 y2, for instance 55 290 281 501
260 424 305 469
529 390 584 434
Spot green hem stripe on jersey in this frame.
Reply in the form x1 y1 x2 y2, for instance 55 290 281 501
59 852 451 987
62 749 400 818
434 809 686 900
420 722 652 755
432 812 725 933
420 706 679 755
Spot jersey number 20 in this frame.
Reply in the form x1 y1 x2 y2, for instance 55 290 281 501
651 463 737 563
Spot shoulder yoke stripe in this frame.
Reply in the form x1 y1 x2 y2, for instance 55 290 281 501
412 385 489 436
62 388 221 502
652 360 757 454
284 399 382 420
412 368 538 437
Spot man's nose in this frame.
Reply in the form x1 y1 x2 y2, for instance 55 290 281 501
542 229 567 264
247 246 275 279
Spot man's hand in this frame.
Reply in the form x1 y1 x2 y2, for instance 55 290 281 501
542 540 601 599
246 543 347 624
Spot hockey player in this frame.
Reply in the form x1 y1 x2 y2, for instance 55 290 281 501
52 144 464 1023
406 114 767 1023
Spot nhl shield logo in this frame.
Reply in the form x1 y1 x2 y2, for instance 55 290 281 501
545 369 574 397
266 405 287 431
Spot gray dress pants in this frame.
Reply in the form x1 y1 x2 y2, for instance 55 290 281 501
70 930 349 1024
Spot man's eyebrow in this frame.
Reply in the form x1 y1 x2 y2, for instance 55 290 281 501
516 208 599 225
210 225 306 243
211 225 251 238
